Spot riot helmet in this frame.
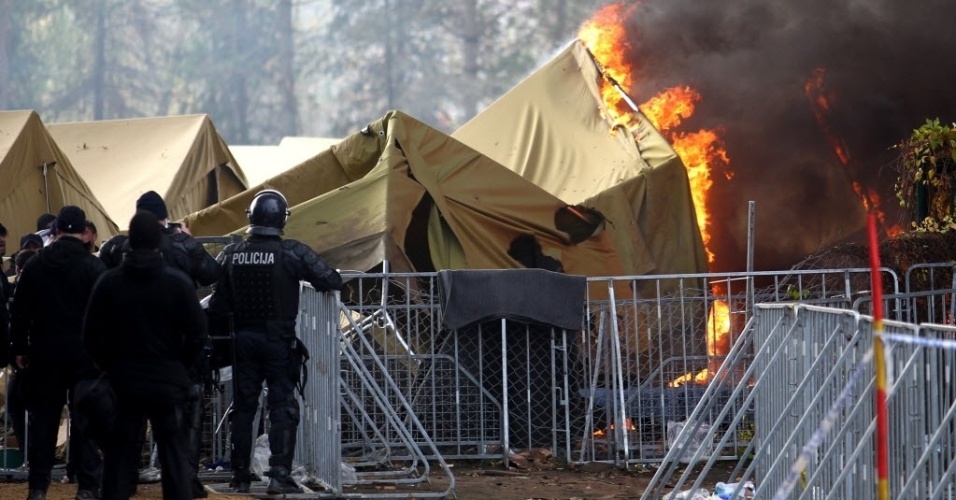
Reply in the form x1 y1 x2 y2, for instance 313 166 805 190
246 189 290 236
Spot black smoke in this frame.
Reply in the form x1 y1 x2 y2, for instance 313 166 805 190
617 0 956 271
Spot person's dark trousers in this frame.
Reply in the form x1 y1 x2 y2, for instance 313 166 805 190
124 417 148 496
26 359 102 494
7 368 27 452
230 330 300 478
104 399 192 500
69 397 105 487
184 382 207 497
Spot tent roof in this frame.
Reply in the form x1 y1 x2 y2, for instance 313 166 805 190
229 136 340 186
47 115 248 228
453 40 708 277
187 111 627 280
0 110 118 244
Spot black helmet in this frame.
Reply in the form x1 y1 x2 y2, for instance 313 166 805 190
246 189 290 236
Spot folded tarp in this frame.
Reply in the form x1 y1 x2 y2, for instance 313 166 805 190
438 269 587 331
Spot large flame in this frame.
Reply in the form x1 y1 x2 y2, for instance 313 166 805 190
579 3 636 126
804 68 903 237
669 298 731 387
579 5 733 387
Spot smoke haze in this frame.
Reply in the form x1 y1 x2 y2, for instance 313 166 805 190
618 0 956 271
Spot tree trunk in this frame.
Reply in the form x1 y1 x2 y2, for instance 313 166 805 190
93 0 107 119
0 0 13 109
277 0 298 136
231 0 249 143
460 0 480 118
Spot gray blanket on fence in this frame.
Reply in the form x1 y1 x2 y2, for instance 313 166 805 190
437 269 586 331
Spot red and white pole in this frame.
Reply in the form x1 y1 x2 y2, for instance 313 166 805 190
867 213 889 500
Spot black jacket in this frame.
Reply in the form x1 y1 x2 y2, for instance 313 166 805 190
83 249 207 404
99 228 220 287
207 235 341 331
10 236 106 362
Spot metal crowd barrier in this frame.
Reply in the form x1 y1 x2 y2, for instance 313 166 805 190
334 266 898 466
8 261 956 492
642 304 956 499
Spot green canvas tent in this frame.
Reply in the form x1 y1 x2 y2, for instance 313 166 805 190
452 40 708 283
47 115 248 228
0 110 118 244
186 111 628 282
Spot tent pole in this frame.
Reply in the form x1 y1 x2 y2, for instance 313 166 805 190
42 162 52 212
746 201 756 315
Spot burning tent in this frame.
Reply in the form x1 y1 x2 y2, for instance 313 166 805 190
453 38 715 383
0 110 118 241
452 40 709 293
186 110 627 280
47 115 248 228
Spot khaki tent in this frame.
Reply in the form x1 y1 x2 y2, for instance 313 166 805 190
187 111 627 281
47 115 248 229
452 40 708 281
229 137 341 186
0 110 118 244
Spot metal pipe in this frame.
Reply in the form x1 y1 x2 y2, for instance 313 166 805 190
747 201 756 315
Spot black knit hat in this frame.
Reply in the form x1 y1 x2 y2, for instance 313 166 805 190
135 191 168 220
36 213 56 231
128 211 162 250
19 233 43 250
55 206 86 234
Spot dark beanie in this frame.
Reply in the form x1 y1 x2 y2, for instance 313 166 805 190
128 211 162 250
135 191 168 220
36 213 56 231
55 206 86 234
19 233 43 250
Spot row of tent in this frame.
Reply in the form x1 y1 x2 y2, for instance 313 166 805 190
0 111 246 243
0 41 707 294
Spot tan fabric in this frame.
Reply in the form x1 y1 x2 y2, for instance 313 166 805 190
47 115 247 229
229 137 340 186
453 41 708 282
0 110 118 243
185 116 389 237
186 112 627 287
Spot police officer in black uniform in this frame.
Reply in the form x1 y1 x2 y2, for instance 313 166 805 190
207 189 341 494
99 191 219 498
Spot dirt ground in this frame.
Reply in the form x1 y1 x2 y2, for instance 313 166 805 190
0 462 730 500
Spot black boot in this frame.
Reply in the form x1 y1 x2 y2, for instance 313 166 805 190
266 467 300 495
191 475 208 498
229 467 251 494
231 445 253 494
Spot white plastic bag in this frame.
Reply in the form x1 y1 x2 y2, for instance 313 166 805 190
250 434 271 479
666 421 713 463
714 481 755 499
663 487 711 500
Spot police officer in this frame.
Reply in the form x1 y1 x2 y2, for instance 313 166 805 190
208 189 341 494
99 191 219 498
10 206 106 500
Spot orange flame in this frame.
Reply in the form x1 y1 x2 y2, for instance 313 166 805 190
592 418 637 438
669 298 731 387
640 86 699 131
805 68 903 237
579 3 734 387
579 4 636 125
